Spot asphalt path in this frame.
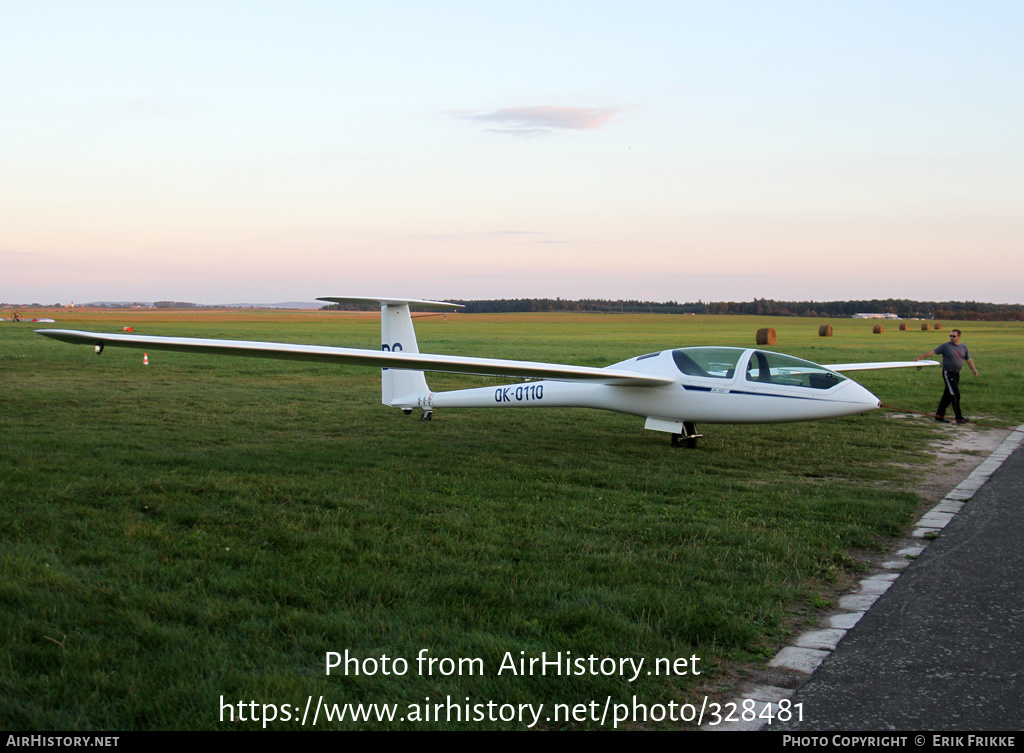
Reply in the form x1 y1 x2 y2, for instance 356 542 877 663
778 439 1024 731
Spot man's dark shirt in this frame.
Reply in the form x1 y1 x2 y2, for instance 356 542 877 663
933 342 970 372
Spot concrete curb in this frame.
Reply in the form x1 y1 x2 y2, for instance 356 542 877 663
702 423 1024 731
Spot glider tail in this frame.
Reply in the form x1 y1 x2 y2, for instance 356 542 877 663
380 302 430 408
317 296 462 409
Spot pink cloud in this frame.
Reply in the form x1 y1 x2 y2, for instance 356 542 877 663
458 105 626 135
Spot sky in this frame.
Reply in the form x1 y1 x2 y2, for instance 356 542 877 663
2 1 1023 305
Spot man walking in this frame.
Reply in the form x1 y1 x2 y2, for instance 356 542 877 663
915 329 979 423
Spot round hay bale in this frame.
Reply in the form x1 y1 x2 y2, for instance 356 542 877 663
818 324 833 337
872 324 884 334
899 322 907 331
755 327 776 345
934 323 942 330
921 323 930 331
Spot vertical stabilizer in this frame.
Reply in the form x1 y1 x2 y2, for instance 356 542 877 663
380 302 427 406
316 296 463 408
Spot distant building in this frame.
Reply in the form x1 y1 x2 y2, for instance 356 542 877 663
852 313 899 319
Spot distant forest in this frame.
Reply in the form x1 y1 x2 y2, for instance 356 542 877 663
322 298 1024 321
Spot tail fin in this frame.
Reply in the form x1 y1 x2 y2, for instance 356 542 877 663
317 297 462 408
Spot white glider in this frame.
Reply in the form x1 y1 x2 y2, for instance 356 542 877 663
37 296 937 447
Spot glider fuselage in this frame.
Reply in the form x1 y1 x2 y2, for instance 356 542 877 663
423 346 880 424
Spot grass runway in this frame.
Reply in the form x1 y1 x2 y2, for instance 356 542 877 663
2 309 1022 729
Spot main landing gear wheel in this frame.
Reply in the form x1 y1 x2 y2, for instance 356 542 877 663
671 422 701 448
420 411 433 421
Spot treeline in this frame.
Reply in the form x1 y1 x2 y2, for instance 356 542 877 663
692 299 1024 320
321 298 1024 320
453 298 704 314
153 301 200 308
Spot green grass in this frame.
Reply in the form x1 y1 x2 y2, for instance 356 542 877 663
2 311 1022 729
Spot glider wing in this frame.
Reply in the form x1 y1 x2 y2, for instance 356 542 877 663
826 360 939 372
36 329 673 386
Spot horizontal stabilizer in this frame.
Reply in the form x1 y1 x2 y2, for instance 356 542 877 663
36 329 672 386
826 360 939 372
317 296 463 310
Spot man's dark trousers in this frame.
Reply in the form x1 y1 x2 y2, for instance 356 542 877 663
937 369 963 421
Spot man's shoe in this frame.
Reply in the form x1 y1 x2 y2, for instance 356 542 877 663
955 418 968 424
935 415 948 423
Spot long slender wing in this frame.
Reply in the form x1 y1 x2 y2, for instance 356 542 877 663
826 360 939 372
36 329 673 386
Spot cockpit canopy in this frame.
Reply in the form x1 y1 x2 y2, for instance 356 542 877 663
671 347 847 390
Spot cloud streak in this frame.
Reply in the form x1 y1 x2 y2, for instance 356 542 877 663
456 105 626 136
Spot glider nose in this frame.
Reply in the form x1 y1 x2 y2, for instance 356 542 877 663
842 380 882 413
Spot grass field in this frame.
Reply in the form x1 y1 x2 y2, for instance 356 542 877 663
2 309 1022 730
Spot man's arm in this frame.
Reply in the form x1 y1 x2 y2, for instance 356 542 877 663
967 357 979 377
914 349 936 362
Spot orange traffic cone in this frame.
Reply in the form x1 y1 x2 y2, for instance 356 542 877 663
143 353 149 365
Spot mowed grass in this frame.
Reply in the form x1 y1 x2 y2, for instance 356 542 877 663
2 310 1022 730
